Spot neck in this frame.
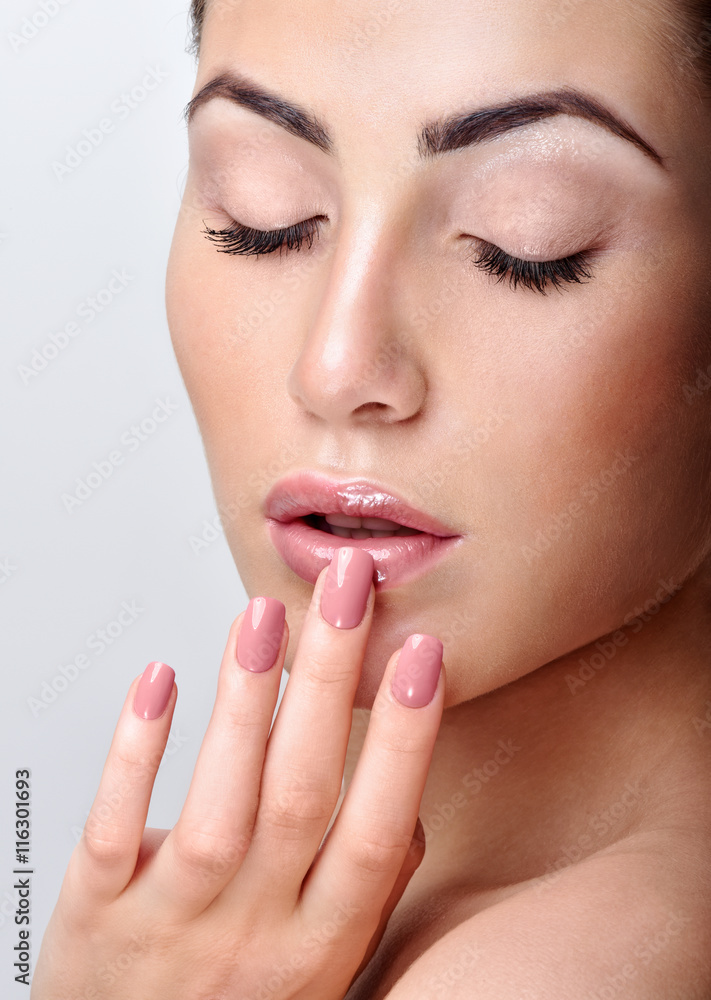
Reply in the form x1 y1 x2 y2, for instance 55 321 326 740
343 559 711 895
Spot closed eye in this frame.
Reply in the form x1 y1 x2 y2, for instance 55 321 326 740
201 216 326 257
201 217 597 295
467 238 597 295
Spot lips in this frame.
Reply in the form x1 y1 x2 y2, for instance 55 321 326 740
264 471 463 591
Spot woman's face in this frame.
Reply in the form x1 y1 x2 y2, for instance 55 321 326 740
166 0 711 708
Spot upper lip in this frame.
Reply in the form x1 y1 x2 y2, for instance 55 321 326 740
264 471 461 538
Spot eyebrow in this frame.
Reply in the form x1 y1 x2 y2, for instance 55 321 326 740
184 71 665 168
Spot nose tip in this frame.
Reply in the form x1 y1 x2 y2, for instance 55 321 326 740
285 253 426 428
286 341 425 426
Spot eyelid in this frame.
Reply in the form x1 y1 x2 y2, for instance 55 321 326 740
201 214 326 256
201 216 598 294
467 237 597 294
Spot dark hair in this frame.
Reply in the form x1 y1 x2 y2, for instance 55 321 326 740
679 0 711 91
187 0 207 58
187 1 711 94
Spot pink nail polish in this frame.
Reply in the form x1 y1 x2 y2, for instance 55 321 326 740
133 661 175 720
236 597 286 672
320 547 374 629
391 635 442 708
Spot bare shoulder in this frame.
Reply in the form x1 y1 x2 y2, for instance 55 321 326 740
347 828 711 1000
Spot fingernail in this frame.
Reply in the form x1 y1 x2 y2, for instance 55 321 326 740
391 635 443 708
133 661 175 720
320 547 374 629
236 597 286 672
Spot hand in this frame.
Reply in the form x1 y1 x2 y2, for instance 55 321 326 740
31 546 445 1000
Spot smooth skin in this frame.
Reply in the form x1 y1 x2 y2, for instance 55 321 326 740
31 563 443 999
34 0 711 996
166 1 711 994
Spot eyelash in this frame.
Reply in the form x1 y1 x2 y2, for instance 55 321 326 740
201 217 596 295
467 239 595 295
202 217 325 256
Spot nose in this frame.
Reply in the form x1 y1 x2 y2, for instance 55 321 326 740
285 218 427 427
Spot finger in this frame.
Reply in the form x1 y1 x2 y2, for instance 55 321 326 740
68 662 177 905
236 547 375 903
298 634 444 942
151 600 287 914
347 816 426 990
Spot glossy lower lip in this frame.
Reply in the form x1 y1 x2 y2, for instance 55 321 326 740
266 517 463 591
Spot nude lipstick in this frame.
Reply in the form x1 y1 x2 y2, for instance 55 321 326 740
264 472 463 591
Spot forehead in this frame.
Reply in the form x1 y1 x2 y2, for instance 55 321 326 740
195 0 685 156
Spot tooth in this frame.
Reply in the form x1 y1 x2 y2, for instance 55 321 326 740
325 513 363 528
324 513 410 532
319 513 423 537
329 524 353 538
361 516 403 530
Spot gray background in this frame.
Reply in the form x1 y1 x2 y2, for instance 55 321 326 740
0 2 289 987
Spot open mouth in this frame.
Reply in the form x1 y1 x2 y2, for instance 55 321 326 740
300 513 423 539
264 472 462 589
267 508 461 591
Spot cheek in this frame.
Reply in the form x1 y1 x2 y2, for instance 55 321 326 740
421 261 711 697
166 221 218 405
166 222 312 516
167 221 270 433
486 258 711 603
